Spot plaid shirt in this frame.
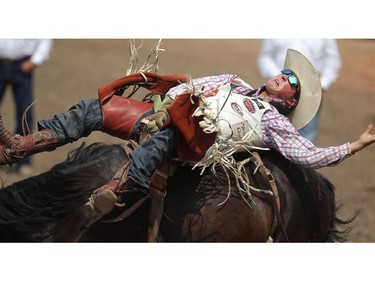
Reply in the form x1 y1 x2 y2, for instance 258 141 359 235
166 74 352 168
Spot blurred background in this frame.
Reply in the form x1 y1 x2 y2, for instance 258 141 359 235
0 39 374 242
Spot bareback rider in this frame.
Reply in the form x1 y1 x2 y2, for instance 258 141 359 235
0 49 375 219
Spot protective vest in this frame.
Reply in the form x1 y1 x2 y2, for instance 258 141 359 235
198 82 277 149
168 81 278 162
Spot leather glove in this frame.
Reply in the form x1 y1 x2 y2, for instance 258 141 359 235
143 96 173 136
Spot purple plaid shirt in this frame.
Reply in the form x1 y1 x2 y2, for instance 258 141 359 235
166 74 352 168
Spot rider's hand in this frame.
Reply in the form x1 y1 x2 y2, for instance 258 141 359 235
350 124 375 154
144 96 173 136
146 110 169 135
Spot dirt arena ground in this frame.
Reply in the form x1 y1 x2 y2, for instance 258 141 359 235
1 39 374 242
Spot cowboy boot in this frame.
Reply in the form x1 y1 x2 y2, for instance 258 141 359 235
0 114 57 165
81 160 143 219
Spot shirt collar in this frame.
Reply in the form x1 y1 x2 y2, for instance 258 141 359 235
252 85 286 106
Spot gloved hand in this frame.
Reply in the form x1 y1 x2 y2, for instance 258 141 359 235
143 96 173 136
146 111 168 135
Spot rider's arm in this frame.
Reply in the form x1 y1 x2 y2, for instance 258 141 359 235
166 74 245 100
261 110 352 168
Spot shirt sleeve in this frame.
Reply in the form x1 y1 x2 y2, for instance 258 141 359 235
261 110 352 168
166 74 242 99
30 39 54 65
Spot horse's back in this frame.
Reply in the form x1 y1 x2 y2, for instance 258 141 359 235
83 148 348 242
83 162 275 242
0 143 348 242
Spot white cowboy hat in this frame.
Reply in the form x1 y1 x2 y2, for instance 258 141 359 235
284 48 322 130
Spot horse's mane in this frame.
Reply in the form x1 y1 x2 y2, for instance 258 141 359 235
0 142 127 241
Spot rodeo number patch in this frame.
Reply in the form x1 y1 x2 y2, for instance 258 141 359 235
231 102 244 117
231 121 250 140
243 98 256 113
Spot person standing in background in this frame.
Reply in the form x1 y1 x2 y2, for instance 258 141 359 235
0 39 53 176
257 39 341 143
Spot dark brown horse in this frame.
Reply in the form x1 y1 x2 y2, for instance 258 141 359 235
0 142 353 242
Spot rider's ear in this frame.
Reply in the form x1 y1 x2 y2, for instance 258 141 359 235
286 98 298 108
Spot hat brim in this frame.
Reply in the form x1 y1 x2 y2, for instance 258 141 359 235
284 49 322 130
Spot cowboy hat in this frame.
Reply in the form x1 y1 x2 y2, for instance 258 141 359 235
284 48 322 130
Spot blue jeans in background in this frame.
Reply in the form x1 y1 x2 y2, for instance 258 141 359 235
298 106 321 143
0 58 34 168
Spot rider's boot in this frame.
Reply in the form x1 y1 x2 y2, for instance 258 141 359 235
0 113 57 166
82 160 143 219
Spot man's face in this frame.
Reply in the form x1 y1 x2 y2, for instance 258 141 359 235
264 73 298 107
